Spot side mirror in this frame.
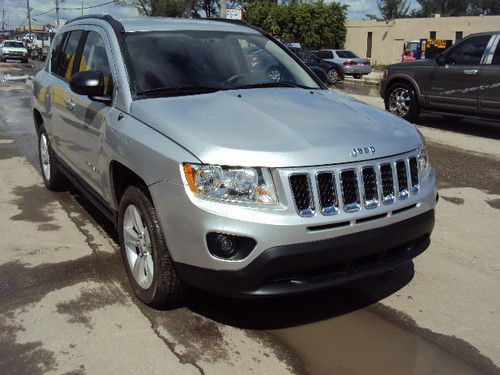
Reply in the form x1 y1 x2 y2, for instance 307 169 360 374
310 66 327 84
435 53 445 66
70 70 111 104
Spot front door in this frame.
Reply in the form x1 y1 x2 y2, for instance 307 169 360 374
478 35 500 116
425 34 492 114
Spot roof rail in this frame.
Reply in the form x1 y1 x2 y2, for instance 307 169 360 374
66 14 116 24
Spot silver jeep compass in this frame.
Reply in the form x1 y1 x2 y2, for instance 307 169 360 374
32 15 437 307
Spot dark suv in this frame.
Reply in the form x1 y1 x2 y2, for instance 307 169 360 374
380 32 500 121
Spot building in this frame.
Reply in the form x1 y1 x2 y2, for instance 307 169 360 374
345 15 500 65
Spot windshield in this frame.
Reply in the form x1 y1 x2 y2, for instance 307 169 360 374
124 31 320 97
4 41 25 48
336 50 358 58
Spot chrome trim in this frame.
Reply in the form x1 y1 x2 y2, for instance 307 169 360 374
315 171 339 216
340 168 361 213
289 173 315 217
395 159 409 200
361 166 379 209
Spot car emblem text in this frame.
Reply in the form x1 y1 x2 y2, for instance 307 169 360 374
351 146 376 157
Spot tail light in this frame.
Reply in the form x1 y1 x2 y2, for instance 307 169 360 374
343 60 356 66
362 61 370 66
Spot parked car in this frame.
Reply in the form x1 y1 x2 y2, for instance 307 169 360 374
290 48 344 84
315 49 371 78
0 40 29 63
244 49 286 82
32 16 436 307
381 32 500 120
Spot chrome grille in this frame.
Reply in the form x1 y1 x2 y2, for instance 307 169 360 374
289 174 314 217
316 172 338 215
287 153 420 217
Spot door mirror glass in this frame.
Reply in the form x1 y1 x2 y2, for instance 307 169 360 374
435 53 445 66
70 70 105 97
309 67 327 83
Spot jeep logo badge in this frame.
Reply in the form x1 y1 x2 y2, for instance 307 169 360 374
351 146 376 157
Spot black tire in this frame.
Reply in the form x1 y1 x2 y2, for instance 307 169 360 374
118 186 187 308
385 82 420 122
326 68 341 84
38 124 66 191
22 58 29 64
353 73 362 79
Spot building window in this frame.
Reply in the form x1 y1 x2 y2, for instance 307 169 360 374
455 31 463 42
366 32 373 58
430 31 436 39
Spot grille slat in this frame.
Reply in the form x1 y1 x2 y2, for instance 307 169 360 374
340 170 360 212
362 167 378 208
396 160 409 199
409 157 419 192
289 174 314 217
380 163 395 204
316 172 338 215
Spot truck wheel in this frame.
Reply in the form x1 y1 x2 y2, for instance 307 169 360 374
386 82 420 121
326 68 340 84
118 186 187 308
38 124 66 190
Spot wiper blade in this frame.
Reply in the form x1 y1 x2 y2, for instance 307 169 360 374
234 82 313 90
137 86 224 97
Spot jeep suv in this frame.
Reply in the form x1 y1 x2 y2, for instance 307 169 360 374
381 32 500 121
32 16 437 307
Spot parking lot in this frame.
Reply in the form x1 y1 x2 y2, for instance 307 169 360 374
0 60 499 374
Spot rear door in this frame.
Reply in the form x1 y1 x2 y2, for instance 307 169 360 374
425 34 492 113
477 35 500 116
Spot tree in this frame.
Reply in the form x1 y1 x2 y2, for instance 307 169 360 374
133 0 195 17
408 0 500 17
376 0 410 19
244 0 348 49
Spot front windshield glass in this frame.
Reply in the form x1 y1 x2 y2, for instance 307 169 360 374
4 41 25 48
124 31 320 96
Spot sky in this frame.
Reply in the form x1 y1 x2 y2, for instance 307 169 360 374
0 0 419 31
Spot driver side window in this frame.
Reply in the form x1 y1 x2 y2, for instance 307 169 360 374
446 35 491 65
78 31 113 97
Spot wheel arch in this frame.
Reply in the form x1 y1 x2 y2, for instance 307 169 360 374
33 108 43 135
385 75 422 104
109 160 150 207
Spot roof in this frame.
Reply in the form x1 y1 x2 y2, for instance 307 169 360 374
69 15 260 34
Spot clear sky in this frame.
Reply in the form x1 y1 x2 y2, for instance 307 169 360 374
1 0 419 31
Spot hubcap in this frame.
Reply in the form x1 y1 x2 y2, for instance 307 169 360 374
328 69 339 83
123 204 154 289
40 134 50 181
268 69 281 81
389 88 411 117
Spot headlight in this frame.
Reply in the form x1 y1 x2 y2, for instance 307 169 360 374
183 163 278 206
416 130 431 182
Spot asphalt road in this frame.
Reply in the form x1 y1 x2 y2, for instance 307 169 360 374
0 61 499 375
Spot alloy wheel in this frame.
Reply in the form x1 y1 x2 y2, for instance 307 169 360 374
123 204 154 289
40 133 51 181
389 87 411 117
327 69 339 83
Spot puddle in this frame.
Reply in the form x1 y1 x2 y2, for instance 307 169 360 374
331 82 380 97
271 308 485 375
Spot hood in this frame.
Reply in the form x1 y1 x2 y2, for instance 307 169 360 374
130 88 421 168
1 46 27 53
390 59 436 69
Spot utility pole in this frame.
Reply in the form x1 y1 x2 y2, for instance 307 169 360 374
55 0 60 28
2 9 5 34
26 0 32 34
220 0 227 19
81 0 84 16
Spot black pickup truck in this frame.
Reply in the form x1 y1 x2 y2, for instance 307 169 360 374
380 32 500 120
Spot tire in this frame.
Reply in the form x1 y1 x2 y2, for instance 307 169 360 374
385 82 420 121
326 68 340 84
38 124 66 191
118 186 187 308
353 73 362 79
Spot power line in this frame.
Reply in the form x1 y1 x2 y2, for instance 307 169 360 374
62 0 117 11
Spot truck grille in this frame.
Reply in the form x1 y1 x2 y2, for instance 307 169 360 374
288 153 420 217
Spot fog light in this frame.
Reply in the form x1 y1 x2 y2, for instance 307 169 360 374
206 232 257 260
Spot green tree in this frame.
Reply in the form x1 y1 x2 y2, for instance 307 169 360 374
411 0 473 17
244 0 348 49
375 0 410 19
134 0 195 17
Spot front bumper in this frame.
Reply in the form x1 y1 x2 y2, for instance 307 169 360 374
176 209 434 297
2 53 27 60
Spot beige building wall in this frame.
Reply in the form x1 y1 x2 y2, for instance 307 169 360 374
345 15 500 65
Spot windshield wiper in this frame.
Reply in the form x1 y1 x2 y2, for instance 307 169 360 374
234 82 314 90
137 86 224 97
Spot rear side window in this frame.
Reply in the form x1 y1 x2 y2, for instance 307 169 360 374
56 30 83 80
492 42 500 65
78 31 113 96
50 33 65 73
446 35 491 65
316 50 333 59
336 50 358 58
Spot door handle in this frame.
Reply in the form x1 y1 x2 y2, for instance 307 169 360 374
64 98 76 111
463 69 479 76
